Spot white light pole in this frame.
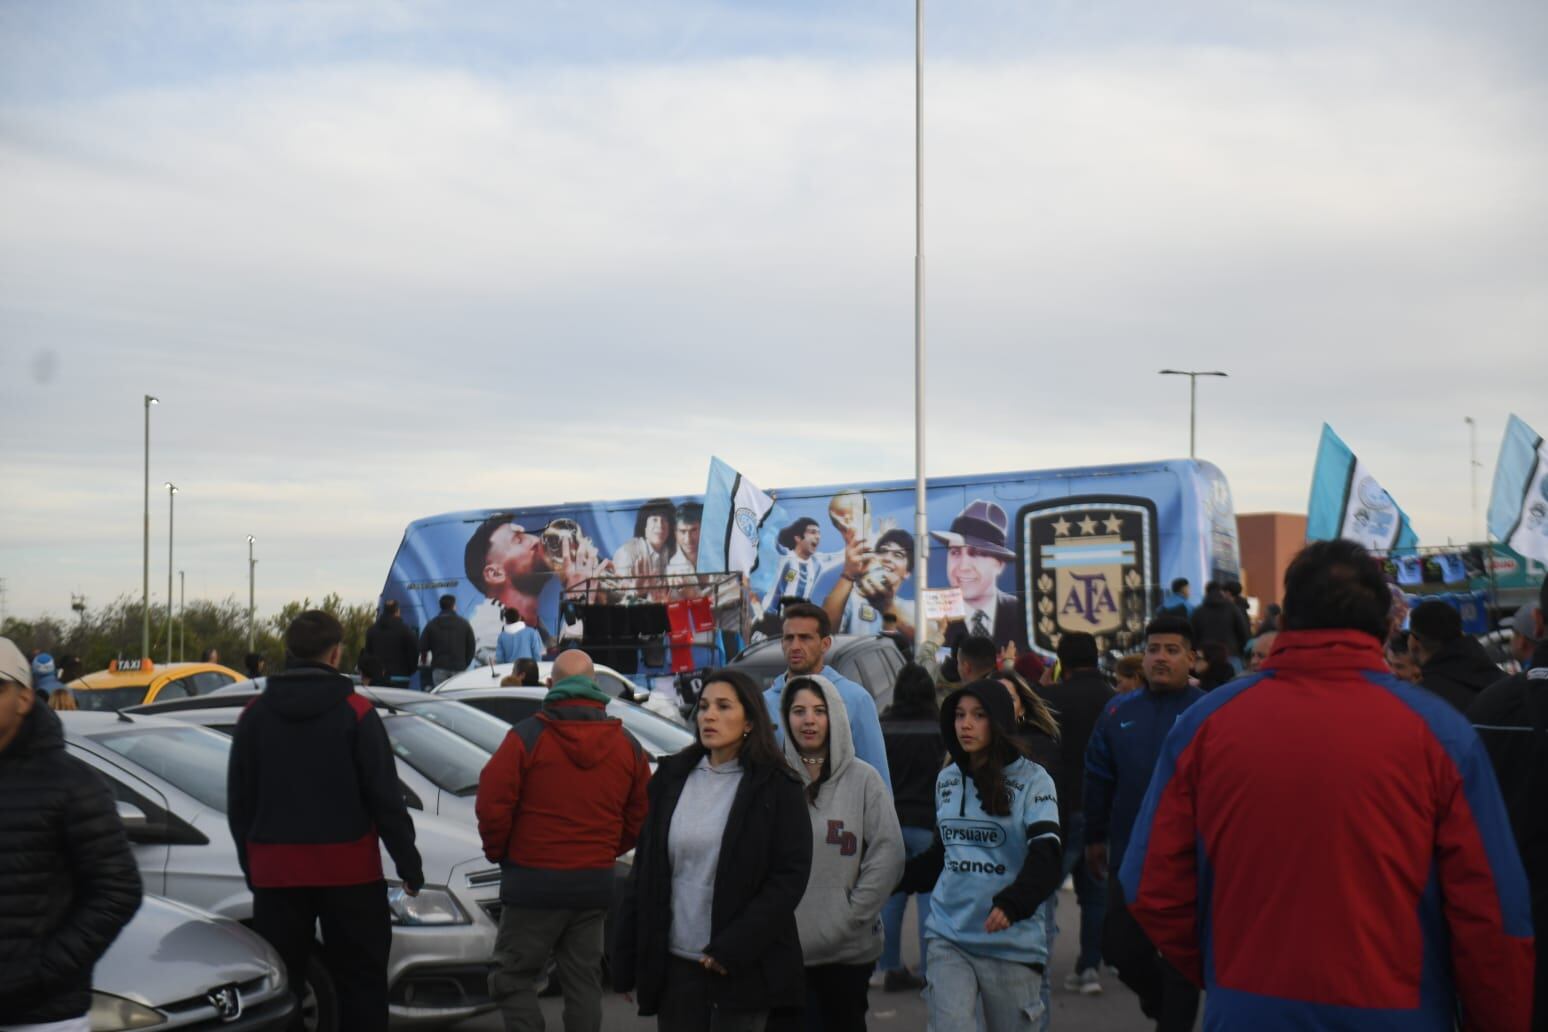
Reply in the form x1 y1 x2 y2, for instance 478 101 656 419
178 570 186 662
247 536 257 652
142 394 159 658
164 482 177 664
1465 416 1482 543
912 0 929 658
1158 370 1228 459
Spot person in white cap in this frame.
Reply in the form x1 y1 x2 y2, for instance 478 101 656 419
0 637 143 1030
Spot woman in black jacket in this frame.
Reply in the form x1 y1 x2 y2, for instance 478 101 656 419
612 668 812 1031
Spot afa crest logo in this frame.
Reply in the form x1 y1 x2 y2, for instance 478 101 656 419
1016 496 1158 655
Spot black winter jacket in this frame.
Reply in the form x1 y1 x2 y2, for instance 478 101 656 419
1469 640 1548 914
881 715 944 830
1035 668 1114 814
1421 636 1503 714
364 614 420 679
0 704 143 1023
612 747 812 1016
420 611 476 672
1190 594 1250 656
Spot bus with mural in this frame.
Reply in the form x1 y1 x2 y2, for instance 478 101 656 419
380 457 1241 676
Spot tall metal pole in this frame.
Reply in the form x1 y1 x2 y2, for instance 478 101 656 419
142 395 158 658
178 570 185 662
1465 416 1480 543
912 0 928 658
164 483 176 665
247 536 256 652
1159 370 1227 460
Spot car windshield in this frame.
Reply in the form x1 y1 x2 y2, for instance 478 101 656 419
74 686 150 712
397 699 512 754
92 726 231 812
380 714 492 796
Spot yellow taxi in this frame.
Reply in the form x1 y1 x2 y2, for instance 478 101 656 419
70 659 245 712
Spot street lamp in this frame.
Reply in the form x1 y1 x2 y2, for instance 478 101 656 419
178 570 185 662
164 482 177 665
1465 416 1482 543
142 395 159 658
247 536 257 652
1158 370 1228 459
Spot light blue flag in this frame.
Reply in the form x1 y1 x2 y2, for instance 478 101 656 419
698 457 790 599
1306 424 1418 552
1488 414 1548 565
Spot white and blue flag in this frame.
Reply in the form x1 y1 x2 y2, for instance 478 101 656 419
699 457 789 599
1306 424 1418 552
1488 414 1548 565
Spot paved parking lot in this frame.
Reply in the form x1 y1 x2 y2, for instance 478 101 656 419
453 886 1184 1030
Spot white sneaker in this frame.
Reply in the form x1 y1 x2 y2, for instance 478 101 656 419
1063 969 1102 995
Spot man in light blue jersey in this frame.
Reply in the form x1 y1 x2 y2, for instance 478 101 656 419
761 601 891 791
763 517 845 617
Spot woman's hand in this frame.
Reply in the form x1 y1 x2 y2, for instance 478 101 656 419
984 906 1012 933
700 955 728 975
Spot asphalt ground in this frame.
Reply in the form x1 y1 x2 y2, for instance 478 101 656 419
454 885 1184 1030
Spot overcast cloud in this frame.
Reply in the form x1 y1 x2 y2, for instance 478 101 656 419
2 0 1545 618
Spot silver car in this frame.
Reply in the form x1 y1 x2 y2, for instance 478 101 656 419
61 711 503 1029
92 894 294 1029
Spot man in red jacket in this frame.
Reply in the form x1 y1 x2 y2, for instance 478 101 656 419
476 648 650 1032
1121 540 1534 1030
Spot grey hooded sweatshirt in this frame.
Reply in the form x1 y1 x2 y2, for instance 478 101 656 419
781 674 905 967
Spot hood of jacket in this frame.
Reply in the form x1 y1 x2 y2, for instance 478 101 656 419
1 699 64 764
1422 636 1503 694
538 700 625 769
939 679 1019 774
781 674 854 786
264 662 355 721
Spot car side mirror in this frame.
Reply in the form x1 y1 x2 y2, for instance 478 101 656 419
116 800 148 829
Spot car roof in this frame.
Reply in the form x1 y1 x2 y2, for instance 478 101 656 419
435 685 547 700
58 709 199 734
128 684 459 718
730 634 882 664
73 662 242 691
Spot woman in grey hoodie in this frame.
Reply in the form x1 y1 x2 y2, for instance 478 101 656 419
781 674 905 1032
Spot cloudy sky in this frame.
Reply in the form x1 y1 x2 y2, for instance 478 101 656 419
2 0 1544 620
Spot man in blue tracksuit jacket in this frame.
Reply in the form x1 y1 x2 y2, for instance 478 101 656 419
1084 614 1205 1031
761 601 891 791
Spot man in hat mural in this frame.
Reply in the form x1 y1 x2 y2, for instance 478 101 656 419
934 499 1030 660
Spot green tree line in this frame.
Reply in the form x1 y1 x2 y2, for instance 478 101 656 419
1 594 379 678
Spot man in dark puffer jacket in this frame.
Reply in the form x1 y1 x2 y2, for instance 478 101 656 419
0 636 143 1027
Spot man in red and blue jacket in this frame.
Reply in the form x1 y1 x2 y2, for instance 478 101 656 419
1121 540 1535 1030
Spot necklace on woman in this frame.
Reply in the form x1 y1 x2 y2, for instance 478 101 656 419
800 755 825 767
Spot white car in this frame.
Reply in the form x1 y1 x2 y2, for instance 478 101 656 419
61 710 502 1030
92 894 294 1029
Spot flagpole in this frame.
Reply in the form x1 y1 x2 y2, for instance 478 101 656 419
912 0 928 658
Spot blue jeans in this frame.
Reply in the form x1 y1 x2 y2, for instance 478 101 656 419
924 937 1044 1032
1061 813 1106 973
879 825 934 974
1035 897 1056 1031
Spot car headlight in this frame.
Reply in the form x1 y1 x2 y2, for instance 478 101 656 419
386 884 470 925
88 991 166 1030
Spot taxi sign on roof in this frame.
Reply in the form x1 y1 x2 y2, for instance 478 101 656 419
109 658 155 674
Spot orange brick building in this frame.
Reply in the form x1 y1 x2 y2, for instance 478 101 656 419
1237 512 1308 609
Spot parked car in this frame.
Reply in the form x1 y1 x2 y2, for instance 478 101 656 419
437 660 643 700
430 682 695 761
92 894 295 1030
131 690 494 825
727 634 908 710
70 659 244 711
60 711 501 1029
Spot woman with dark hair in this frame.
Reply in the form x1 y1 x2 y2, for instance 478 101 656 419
613 668 812 1031
613 498 678 598
1197 642 1236 692
876 663 943 991
902 680 1062 1031
780 675 903 1029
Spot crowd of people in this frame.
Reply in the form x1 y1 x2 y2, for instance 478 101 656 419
2 538 1543 1031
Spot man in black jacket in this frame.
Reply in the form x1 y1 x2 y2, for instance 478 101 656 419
228 611 423 1031
363 598 419 687
1469 578 1548 1028
419 593 476 687
0 636 142 1028
1411 599 1502 714
1037 632 1114 995
1189 582 1251 667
